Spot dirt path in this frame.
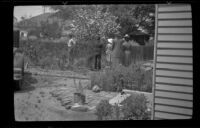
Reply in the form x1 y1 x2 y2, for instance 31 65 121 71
14 70 118 121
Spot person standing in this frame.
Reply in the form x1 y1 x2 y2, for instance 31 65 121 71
67 35 76 66
111 35 123 67
122 34 132 67
94 37 103 70
106 38 113 67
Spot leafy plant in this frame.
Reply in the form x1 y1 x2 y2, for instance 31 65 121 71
95 100 113 120
121 93 150 120
95 94 151 120
90 63 152 92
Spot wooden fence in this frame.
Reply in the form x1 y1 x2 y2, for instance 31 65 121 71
130 45 154 63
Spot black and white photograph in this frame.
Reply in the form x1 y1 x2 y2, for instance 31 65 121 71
13 4 193 121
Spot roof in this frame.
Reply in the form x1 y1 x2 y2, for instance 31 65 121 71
129 31 150 36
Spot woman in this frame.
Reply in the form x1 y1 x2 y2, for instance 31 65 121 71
111 35 124 67
122 34 132 67
106 38 113 66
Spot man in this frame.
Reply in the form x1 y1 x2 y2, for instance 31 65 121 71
67 35 76 66
94 37 103 70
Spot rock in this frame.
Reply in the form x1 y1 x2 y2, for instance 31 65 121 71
92 85 100 93
109 93 131 106
71 103 88 112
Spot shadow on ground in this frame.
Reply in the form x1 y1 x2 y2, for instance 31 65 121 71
15 72 38 93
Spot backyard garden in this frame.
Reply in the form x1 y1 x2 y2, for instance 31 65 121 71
14 4 155 120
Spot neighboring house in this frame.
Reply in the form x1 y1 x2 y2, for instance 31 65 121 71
20 30 28 38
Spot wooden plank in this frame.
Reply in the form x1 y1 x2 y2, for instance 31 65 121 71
157 56 192 64
158 5 191 12
155 84 193 93
158 27 192 34
156 77 193 86
157 43 192 49
158 12 192 19
156 63 193 71
156 70 193 78
155 111 192 119
157 50 192 56
155 104 192 115
158 20 192 26
158 35 192 41
155 91 193 100
155 98 193 107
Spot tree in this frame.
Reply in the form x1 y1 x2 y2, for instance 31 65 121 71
71 5 120 40
49 4 155 39
107 4 155 36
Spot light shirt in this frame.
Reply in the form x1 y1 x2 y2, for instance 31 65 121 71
68 38 76 47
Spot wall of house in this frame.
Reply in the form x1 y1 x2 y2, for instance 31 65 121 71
153 4 193 119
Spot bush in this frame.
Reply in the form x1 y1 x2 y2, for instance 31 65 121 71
95 94 151 120
95 100 113 120
90 63 152 92
121 93 150 120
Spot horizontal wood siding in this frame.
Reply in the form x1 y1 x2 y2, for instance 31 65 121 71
158 12 192 19
158 35 192 41
156 84 193 93
155 105 192 115
158 20 192 26
157 56 192 64
157 43 192 49
153 4 193 119
156 70 193 78
156 63 193 71
157 50 192 56
158 28 192 34
158 5 191 12
155 112 191 119
155 98 193 108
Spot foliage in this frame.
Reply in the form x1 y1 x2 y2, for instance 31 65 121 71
50 5 155 38
95 94 151 120
71 5 121 40
95 100 113 120
90 63 152 93
107 4 155 36
121 93 150 120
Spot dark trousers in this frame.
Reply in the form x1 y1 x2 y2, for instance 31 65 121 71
95 54 101 70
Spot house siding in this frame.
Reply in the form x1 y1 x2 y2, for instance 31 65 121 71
153 4 193 119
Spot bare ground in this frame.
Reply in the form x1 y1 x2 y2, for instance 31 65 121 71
14 68 118 121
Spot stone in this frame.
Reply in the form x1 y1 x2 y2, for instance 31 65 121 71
109 93 131 106
92 85 100 93
71 103 88 112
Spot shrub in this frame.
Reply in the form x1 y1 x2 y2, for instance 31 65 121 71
95 94 151 120
95 100 113 120
90 63 152 93
121 93 150 120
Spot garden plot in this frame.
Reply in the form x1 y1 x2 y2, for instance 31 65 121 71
14 68 118 121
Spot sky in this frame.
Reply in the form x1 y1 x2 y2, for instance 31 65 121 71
14 6 55 22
